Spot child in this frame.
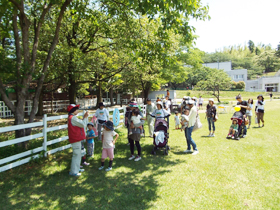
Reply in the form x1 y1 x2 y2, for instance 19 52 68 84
86 122 96 157
95 102 109 141
99 121 119 172
174 111 180 130
228 119 239 139
181 109 189 132
81 141 90 167
129 109 145 135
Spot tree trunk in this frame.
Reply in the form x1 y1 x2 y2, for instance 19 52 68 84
37 92 44 116
110 88 114 106
142 82 151 104
98 82 103 104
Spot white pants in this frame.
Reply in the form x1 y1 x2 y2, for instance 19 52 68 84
147 115 155 136
70 142 81 174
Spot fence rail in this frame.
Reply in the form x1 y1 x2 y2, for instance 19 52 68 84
0 105 146 173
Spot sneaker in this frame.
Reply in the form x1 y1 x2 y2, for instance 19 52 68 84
262 124 264 127
82 162 90 166
184 149 193 153
232 136 235 139
69 172 81 177
105 167 112 172
129 132 133 135
208 134 212 137
79 169 85 172
98 166 104 170
243 135 246 138
128 155 135 160
192 151 199 155
134 156 141 161
211 134 215 137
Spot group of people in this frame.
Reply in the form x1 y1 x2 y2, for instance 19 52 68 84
66 93 266 176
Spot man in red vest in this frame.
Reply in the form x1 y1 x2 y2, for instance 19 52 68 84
67 104 88 176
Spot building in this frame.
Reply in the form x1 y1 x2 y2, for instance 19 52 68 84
202 61 280 92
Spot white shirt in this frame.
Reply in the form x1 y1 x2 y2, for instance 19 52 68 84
151 109 170 119
188 106 197 127
95 108 109 121
198 98 203 104
174 115 180 125
165 100 171 113
102 130 117 148
255 100 265 112
131 115 142 124
70 114 87 128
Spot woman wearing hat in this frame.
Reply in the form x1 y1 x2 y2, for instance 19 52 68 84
150 101 170 120
95 102 109 141
255 95 265 127
127 101 145 162
67 104 89 176
206 99 217 137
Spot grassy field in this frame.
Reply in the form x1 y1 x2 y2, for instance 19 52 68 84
0 100 280 209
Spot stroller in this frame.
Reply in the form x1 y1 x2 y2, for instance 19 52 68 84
151 118 170 155
226 111 246 140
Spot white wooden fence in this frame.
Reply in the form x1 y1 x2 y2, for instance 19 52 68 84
0 105 146 173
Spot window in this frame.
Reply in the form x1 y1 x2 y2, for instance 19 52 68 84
239 75 244 79
234 75 238 79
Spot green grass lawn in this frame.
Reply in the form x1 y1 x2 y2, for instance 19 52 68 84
0 100 280 209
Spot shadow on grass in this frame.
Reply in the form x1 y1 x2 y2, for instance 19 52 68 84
0 137 181 210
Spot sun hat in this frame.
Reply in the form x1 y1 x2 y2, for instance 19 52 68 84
87 122 94 127
183 96 188 99
67 104 80 113
208 98 214 103
156 101 163 107
103 121 114 131
129 101 138 107
192 97 197 101
188 100 195 105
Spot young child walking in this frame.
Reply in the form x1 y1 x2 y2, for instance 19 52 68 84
228 119 239 139
129 109 145 135
99 121 119 172
86 122 96 157
174 111 180 130
180 109 189 132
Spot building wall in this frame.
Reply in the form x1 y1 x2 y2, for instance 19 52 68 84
148 90 176 100
226 69 248 83
202 61 232 71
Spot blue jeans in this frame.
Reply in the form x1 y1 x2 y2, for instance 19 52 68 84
243 125 247 135
184 126 197 151
207 117 215 132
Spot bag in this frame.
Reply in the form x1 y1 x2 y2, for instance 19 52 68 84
214 114 218 122
193 115 202 132
244 118 249 125
255 116 258 124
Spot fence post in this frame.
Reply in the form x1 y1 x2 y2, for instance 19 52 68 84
43 114 48 157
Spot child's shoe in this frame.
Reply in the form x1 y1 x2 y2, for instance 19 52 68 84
69 172 81 177
134 156 141 161
129 132 133 135
231 135 235 139
82 162 90 166
98 166 104 170
105 167 112 172
128 155 135 160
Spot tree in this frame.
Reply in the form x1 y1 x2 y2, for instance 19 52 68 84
195 68 232 102
248 40 255 53
236 81 245 90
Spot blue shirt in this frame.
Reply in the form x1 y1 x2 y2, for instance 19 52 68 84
87 130 95 143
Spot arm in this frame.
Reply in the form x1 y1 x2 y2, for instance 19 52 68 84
106 109 109 121
113 133 119 145
71 114 88 128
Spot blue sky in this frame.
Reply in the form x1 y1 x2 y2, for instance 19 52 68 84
190 0 280 53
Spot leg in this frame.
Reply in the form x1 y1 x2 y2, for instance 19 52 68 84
129 138 134 155
98 124 102 140
187 126 197 151
207 117 211 135
229 128 233 135
257 113 261 126
147 116 154 137
260 113 264 124
70 142 82 175
135 141 141 156
185 127 191 150
211 118 215 134
248 116 251 128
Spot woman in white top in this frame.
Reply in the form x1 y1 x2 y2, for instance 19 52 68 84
246 98 253 129
95 102 109 140
255 95 265 127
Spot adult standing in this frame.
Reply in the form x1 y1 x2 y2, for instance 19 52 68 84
180 96 190 114
127 101 145 162
164 95 171 125
183 100 199 155
269 92 273 101
236 95 249 137
67 104 88 177
146 98 156 137
167 90 170 98
198 96 204 110
255 94 265 127
246 98 253 129
206 98 217 137
95 102 109 141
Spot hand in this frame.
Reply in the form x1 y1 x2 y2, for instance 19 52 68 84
84 111 89 118
112 140 116 145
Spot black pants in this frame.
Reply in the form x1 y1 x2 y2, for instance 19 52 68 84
129 138 141 156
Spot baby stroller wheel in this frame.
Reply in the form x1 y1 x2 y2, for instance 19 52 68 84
164 150 168 155
167 145 171 150
151 150 156 155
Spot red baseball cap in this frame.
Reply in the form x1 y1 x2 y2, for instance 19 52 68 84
67 104 80 112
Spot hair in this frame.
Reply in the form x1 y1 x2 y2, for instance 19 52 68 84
167 90 169 91
257 95 264 102
236 94 241 99
232 119 237 123
175 111 178 114
248 98 253 104
69 107 79 114
157 97 159 99
132 109 140 116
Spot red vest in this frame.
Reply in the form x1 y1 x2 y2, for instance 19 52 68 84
68 115 86 144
